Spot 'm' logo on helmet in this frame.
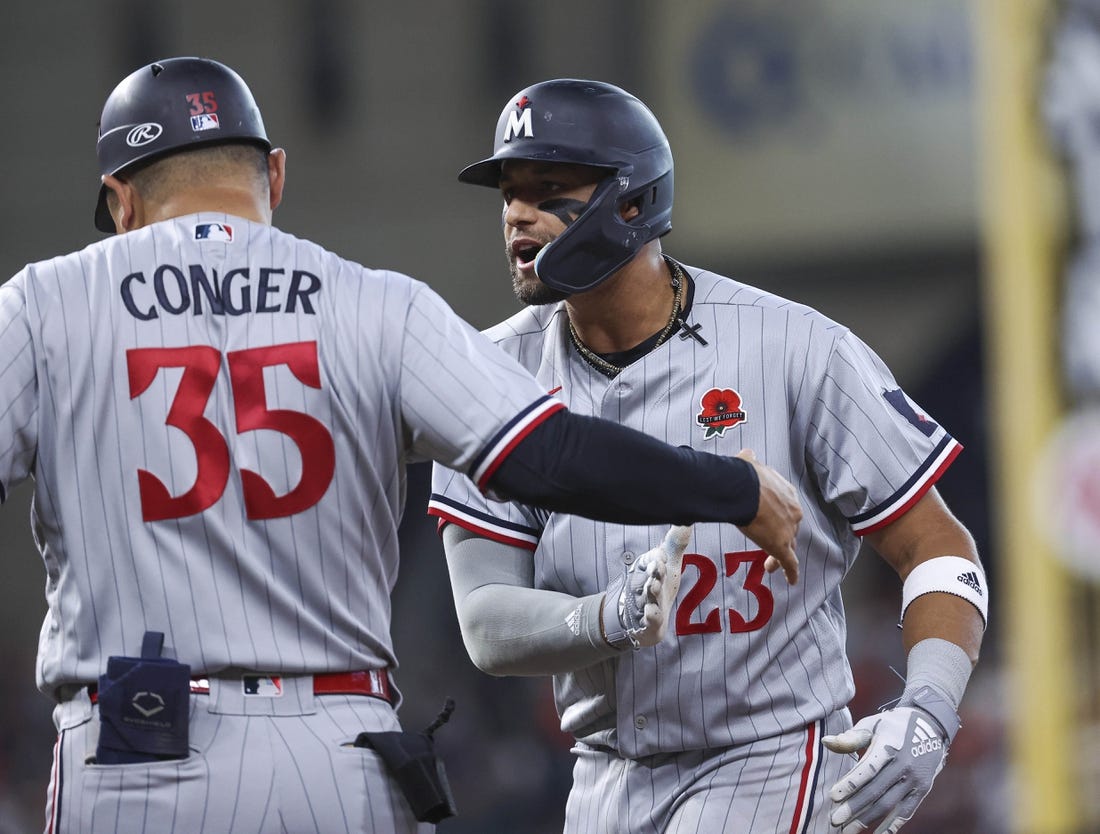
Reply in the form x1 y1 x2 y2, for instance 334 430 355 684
126 123 163 147
503 96 534 142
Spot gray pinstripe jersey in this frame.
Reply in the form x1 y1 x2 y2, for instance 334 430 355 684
0 213 558 701
430 263 960 759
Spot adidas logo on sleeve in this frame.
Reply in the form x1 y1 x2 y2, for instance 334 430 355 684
957 571 983 595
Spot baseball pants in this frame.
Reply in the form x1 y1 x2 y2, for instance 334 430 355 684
44 675 433 834
564 709 855 834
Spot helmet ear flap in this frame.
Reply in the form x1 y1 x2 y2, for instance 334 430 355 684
534 173 663 294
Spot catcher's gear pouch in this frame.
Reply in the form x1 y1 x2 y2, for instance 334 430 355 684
354 698 457 823
95 631 191 764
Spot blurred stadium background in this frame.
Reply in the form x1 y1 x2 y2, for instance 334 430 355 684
1 1 1097 832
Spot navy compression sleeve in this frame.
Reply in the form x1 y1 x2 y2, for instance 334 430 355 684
487 410 759 526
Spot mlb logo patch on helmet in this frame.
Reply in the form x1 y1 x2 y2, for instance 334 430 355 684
191 113 221 132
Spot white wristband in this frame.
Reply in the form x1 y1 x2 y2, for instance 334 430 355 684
901 556 988 628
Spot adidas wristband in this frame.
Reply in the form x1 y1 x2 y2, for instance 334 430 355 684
901 556 988 628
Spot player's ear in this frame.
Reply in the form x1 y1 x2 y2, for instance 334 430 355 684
620 196 642 222
101 175 141 233
267 148 287 211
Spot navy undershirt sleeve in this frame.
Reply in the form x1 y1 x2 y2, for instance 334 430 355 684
487 410 759 526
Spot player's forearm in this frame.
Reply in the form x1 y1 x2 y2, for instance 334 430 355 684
489 410 759 526
442 523 617 676
867 489 985 664
458 584 615 676
901 592 984 665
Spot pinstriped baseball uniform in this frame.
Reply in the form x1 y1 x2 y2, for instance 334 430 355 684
429 263 962 833
0 212 562 833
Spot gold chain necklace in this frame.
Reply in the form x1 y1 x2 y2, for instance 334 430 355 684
568 257 684 378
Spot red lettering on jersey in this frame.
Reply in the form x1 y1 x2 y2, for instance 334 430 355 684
128 346 230 520
675 550 775 636
127 341 335 522
228 343 336 519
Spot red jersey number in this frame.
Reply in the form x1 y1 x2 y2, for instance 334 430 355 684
127 341 335 522
675 550 775 635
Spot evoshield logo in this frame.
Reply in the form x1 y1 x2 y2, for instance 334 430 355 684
130 691 166 718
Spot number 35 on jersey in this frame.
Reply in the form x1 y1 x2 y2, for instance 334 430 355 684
127 340 335 522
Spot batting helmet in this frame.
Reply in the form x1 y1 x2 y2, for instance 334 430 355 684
94 57 271 233
459 79 673 294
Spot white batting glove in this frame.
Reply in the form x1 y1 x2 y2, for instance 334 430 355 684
601 525 692 649
822 686 960 833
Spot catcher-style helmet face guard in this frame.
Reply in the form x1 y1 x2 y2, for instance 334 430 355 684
94 57 272 233
459 79 674 294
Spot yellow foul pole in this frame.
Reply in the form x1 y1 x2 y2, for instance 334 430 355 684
974 1 1078 832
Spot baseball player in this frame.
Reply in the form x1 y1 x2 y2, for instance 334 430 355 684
429 79 988 834
0 60 806 834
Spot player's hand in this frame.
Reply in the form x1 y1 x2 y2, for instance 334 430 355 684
822 704 952 833
601 525 693 649
735 449 801 585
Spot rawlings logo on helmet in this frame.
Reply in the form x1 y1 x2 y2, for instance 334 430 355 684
126 123 163 147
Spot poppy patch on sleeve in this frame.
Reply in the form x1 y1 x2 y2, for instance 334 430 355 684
883 388 937 437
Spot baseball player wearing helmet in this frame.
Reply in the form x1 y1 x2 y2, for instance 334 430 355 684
0 60 806 834
429 79 988 834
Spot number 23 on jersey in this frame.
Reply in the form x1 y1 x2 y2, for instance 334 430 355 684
126 341 335 522
676 550 775 634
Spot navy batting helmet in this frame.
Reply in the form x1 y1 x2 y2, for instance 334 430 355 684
459 79 674 294
94 57 271 233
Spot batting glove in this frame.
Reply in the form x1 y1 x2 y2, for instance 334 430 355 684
601 525 692 649
822 686 960 834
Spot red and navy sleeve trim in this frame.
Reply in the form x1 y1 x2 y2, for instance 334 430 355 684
468 395 566 491
848 435 963 536
426 494 540 550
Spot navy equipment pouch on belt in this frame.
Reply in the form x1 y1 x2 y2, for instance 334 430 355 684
95 631 191 764
354 698 457 823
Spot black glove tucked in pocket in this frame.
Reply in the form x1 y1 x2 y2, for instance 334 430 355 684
354 698 457 824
